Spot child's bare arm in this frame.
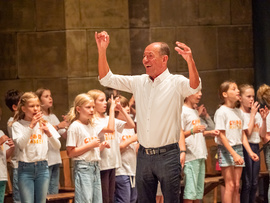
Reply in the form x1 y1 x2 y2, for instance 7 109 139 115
120 134 137 152
67 138 101 158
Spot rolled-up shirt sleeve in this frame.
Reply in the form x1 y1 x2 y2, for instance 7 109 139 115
99 70 135 93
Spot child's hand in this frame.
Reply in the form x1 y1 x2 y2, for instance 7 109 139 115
193 125 206 134
99 141 110 151
259 106 269 120
209 130 220 137
57 120 70 130
249 152 259 162
6 138 15 148
39 123 52 137
90 138 100 148
233 153 244 165
29 111 43 129
250 101 260 116
0 135 9 145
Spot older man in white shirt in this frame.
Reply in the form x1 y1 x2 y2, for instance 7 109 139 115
95 31 201 203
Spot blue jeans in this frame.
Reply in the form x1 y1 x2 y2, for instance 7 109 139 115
74 160 102 203
115 175 137 203
18 161 49 203
12 168 21 203
136 143 181 203
240 143 260 203
48 164 60 194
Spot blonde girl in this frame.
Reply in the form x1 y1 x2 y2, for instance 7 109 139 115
87 89 135 203
36 88 68 194
11 92 61 203
66 93 114 203
238 84 268 203
257 84 270 201
214 81 259 203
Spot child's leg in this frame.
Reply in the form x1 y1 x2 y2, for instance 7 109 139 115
92 163 102 203
74 161 97 203
250 144 260 203
18 162 35 202
240 146 252 203
0 181 6 203
12 167 21 202
34 161 50 203
232 167 243 203
183 160 200 202
108 168 116 202
48 164 60 194
115 175 130 203
221 166 235 203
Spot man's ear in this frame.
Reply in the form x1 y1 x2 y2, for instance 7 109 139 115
162 55 168 63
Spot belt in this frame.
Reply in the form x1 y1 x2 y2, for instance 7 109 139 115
141 143 178 155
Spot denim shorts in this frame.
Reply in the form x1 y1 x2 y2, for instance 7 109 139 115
218 145 245 167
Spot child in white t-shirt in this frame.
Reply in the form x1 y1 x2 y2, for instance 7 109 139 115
214 81 259 203
238 84 268 203
11 92 61 203
87 89 135 203
0 132 14 203
182 91 219 202
66 93 114 203
4 89 22 203
114 96 138 203
256 84 270 201
36 88 69 194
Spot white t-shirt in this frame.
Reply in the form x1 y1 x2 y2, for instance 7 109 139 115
7 117 20 168
116 128 137 176
181 106 208 162
95 116 125 171
66 121 102 162
241 110 262 144
43 114 63 166
214 105 247 146
12 119 61 163
0 130 8 181
99 69 201 148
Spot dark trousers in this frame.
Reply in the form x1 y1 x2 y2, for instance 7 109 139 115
241 143 260 203
136 144 181 203
100 168 115 203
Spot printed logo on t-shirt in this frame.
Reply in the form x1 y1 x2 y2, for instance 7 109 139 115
29 134 43 144
192 119 201 126
84 136 98 144
229 120 242 129
121 135 133 141
104 132 115 141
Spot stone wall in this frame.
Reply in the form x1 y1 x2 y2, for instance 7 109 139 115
0 0 253 133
